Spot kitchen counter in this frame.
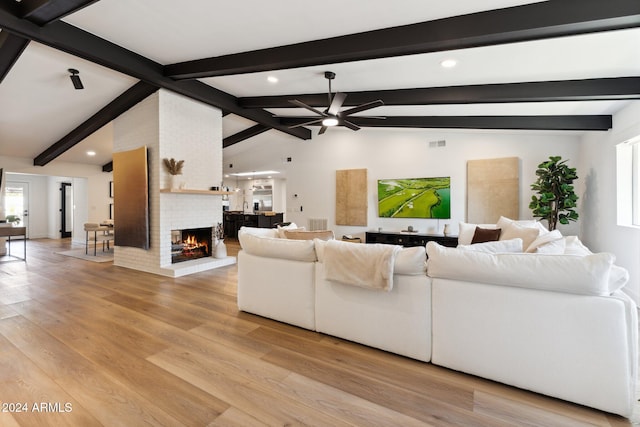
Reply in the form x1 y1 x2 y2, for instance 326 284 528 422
223 211 284 238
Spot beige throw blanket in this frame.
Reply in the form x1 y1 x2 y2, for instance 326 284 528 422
324 240 402 291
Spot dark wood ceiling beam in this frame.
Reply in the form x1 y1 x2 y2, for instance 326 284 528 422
0 8 311 141
19 0 99 26
223 124 270 148
240 77 640 108
34 81 158 166
165 0 640 79
0 32 29 83
278 116 613 132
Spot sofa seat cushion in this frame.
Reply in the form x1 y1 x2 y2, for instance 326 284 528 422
239 231 316 262
426 242 625 296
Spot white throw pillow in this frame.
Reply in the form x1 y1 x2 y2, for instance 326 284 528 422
458 238 523 253
277 222 302 238
525 229 563 253
240 232 317 262
394 246 427 275
426 241 618 296
534 238 566 255
499 221 541 251
496 216 546 232
458 222 497 245
564 236 593 256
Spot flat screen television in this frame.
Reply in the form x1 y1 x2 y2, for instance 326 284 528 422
378 176 450 219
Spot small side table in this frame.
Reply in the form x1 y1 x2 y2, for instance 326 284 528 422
0 226 26 261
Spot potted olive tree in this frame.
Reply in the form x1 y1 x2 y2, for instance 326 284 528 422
529 156 579 231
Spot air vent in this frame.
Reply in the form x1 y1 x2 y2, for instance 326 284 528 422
429 140 446 148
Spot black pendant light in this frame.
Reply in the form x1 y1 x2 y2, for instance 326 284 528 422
68 68 84 90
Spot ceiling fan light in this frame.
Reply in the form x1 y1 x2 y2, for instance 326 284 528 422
322 117 338 127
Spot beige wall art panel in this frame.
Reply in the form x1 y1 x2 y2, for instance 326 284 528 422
336 168 368 226
467 157 519 224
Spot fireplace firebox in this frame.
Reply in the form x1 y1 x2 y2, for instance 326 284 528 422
171 227 212 263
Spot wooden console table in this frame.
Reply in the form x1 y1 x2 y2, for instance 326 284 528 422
0 226 26 261
365 231 458 248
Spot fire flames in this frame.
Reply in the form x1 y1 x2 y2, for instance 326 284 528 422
181 234 208 255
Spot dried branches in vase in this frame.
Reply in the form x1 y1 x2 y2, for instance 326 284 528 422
214 222 224 240
163 158 184 175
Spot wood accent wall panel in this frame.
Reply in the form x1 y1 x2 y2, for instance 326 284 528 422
336 169 368 226
467 157 519 224
113 146 150 249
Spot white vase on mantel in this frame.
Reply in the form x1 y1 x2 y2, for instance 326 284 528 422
170 174 179 190
214 239 227 259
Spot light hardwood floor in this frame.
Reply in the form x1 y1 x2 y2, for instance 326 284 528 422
0 238 637 426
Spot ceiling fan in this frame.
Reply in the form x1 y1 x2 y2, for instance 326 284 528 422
287 71 385 135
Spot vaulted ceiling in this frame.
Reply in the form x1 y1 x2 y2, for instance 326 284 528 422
0 0 639 170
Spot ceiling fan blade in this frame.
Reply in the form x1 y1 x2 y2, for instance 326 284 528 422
289 99 327 117
340 99 384 116
327 92 347 115
287 118 324 128
342 120 361 131
318 126 328 135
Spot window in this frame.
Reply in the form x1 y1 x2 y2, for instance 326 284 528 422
617 136 640 227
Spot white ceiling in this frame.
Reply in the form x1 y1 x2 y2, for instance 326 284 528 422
0 0 638 170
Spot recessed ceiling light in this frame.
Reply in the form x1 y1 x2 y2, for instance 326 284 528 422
440 59 457 68
86 150 96 156
267 76 279 84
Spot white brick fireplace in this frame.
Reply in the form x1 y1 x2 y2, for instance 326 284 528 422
112 89 234 277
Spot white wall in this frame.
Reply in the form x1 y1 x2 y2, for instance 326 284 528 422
579 101 640 301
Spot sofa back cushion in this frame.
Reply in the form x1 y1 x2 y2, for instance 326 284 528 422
239 231 317 262
394 246 427 275
315 239 426 275
284 230 335 241
426 241 625 296
238 226 279 239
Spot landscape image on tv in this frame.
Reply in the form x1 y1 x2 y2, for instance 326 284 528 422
378 177 450 219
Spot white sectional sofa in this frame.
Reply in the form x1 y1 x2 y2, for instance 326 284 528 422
236 223 637 417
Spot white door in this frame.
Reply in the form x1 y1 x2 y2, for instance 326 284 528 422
5 182 29 238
